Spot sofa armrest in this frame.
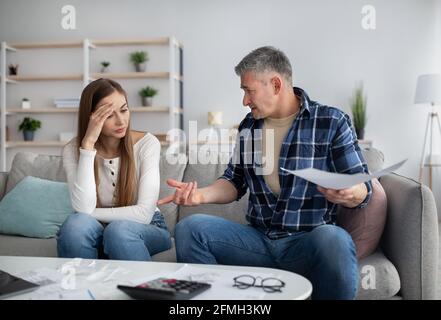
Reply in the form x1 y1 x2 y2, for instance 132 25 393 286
380 173 439 299
0 172 7 200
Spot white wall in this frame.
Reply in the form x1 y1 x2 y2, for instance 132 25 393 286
436 0 441 73
1 0 440 211
430 0 441 217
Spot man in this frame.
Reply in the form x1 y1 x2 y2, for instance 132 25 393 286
158 46 372 300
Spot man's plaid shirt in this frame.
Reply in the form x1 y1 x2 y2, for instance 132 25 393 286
220 87 372 239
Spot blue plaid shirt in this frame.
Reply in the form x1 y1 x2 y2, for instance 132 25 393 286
220 87 372 239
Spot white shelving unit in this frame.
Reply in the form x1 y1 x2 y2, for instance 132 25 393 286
0 37 184 171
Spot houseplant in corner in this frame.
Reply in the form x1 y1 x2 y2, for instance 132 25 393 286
19 117 41 141
130 51 149 72
139 86 158 106
350 84 367 140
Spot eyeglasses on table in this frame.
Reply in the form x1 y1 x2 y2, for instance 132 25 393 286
233 274 285 293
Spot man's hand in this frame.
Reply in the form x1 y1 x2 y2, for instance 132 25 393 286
157 179 204 206
317 182 367 208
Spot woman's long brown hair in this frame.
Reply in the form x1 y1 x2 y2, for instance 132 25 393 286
76 78 137 207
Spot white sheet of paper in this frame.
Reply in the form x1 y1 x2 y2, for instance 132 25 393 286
14 260 131 300
280 159 406 189
28 285 96 300
17 267 63 286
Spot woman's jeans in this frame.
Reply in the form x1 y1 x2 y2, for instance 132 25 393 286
57 211 171 261
175 214 358 300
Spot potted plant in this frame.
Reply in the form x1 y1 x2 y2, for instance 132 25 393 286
8 64 18 76
350 84 367 140
139 86 158 106
130 51 149 72
100 61 110 73
18 117 41 141
21 98 31 109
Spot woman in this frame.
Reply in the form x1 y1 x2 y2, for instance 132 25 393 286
58 78 171 261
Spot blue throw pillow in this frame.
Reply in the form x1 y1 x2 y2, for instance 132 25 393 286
0 176 74 238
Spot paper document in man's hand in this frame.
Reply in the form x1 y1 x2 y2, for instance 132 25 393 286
280 159 407 190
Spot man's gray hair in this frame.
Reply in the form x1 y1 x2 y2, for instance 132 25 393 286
235 46 293 84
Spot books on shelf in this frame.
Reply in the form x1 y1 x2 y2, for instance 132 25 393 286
54 98 80 108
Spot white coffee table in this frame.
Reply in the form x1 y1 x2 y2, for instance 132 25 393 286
0 256 312 300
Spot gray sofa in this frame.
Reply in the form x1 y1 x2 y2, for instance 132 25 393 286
0 149 438 300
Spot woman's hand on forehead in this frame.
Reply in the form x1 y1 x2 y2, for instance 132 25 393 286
96 102 117 112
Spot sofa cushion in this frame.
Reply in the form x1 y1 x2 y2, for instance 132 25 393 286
0 176 73 238
361 148 384 172
158 156 187 236
0 172 7 201
337 178 387 259
356 250 401 299
6 152 66 194
0 234 57 257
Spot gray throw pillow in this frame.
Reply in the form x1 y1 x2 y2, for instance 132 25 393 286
6 152 66 194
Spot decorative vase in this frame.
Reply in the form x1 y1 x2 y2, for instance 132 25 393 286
142 97 153 107
23 131 34 141
100 67 108 73
356 128 365 140
135 63 146 72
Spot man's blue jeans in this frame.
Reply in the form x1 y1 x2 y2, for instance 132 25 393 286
175 214 358 300
57 212 171 261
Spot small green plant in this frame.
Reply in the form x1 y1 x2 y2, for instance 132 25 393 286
100 61 111 73
350 84 367 132
8 64 18 75
19 117 41 132
139 86 158 97
22 98 29 101
130 51 149 64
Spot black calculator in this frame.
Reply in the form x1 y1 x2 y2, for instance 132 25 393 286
117 278 211 300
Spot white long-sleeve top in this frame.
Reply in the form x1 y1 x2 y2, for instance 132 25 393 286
62 133 161 225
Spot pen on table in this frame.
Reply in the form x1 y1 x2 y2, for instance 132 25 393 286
87 289 96 300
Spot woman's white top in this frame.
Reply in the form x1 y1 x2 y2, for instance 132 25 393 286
62 133 161 225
